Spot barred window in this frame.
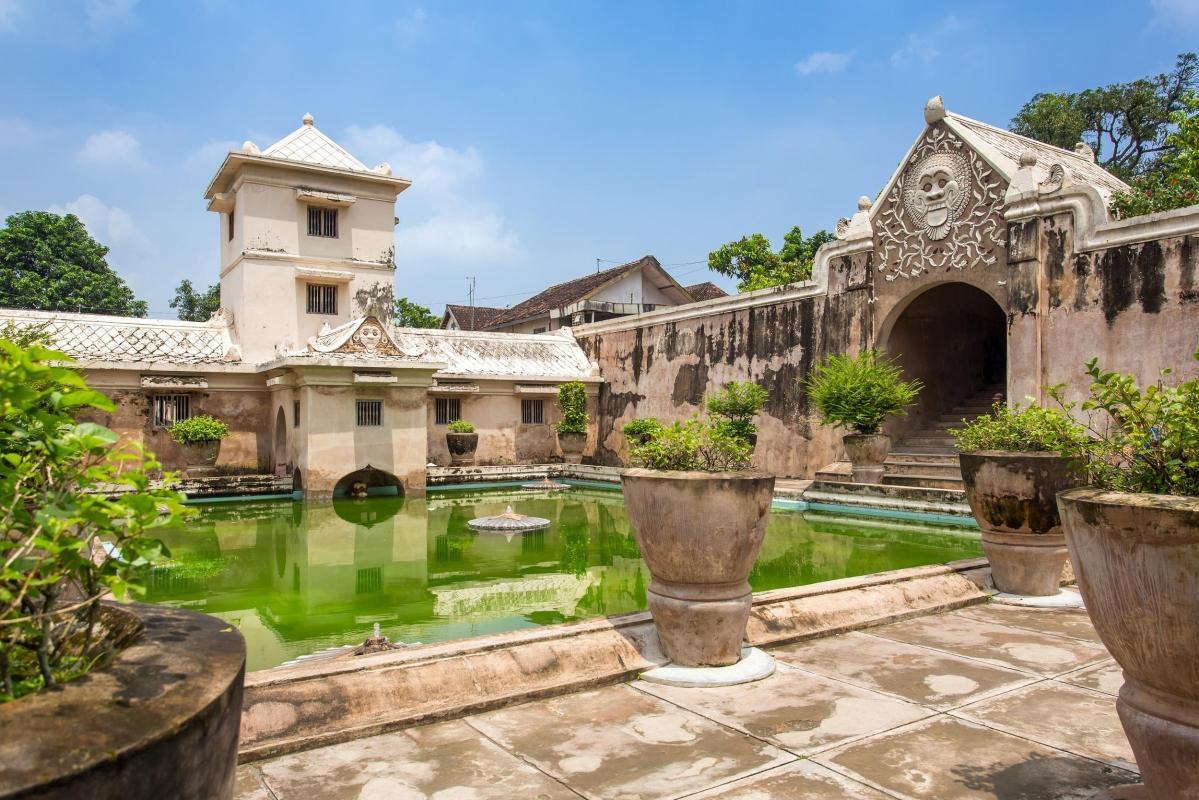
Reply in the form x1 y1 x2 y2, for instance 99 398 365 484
435 398 461 425
293 400 300 428
355 567 382 594
307 205 338 238
521 398 544 424
227 207 235 241
152 394 191 428
356 399 383 427
306 283 337 315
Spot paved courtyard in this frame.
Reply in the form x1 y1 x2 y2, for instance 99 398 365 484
235 602 1138 800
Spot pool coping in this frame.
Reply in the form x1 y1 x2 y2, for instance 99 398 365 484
237 556 992 763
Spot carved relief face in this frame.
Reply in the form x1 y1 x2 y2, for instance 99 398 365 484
903 152 970 241
354 323 383 353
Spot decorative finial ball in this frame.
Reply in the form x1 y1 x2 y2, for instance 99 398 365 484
857 195 872 211
302 112 315 126
1019 150 1038 168
924 96 946 124
241 141 260 155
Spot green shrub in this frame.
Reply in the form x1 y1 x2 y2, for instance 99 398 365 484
804 350 922 434
167 414 229 445
1049 348 1199 496
952 402 1090 453
555 380 589 435
447 419 476 434
1109 93 1199 218
621 417 662 446
0 342 188 701
704 381 768 444
628 416 753 472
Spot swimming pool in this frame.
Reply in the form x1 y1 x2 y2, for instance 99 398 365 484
144 485 982 671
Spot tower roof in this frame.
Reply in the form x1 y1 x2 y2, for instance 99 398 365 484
261 113 370 172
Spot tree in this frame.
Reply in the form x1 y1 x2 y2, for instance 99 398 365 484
1110 92 1199 217
0 211 147 317
169 279 220 322
394 296 440 328
1011 52 1198 179
708 226 833 293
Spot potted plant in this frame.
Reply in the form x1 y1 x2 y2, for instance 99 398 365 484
704 381 768 449
0 342 245 799
621 397 773 668
804 350 922 483
167 413 230 478
445 419 478 466
951 403 1090 597
1056 350 1199 799
555 380 589 464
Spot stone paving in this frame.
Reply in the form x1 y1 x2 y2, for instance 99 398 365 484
236 602 1140 800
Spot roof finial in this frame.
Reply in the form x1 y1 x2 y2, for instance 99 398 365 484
302 112 315 126
924 96 946 124
857 195 872 211
1019 150 1038 168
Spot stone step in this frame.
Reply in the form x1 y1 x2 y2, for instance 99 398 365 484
900 435 957 448
890 445 958 456
882 473 965 490
883 460 964 478
886 451 961 465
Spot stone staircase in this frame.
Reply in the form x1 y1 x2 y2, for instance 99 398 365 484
881 385 1004 491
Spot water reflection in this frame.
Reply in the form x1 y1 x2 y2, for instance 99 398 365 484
145 489 980 671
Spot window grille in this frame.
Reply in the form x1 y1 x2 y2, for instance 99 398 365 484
532 327 547 334
152 394 191 428
307 205 338 238
521 398 544 424
227 208 235 241
293 400 300 428
306 283 337 315
435 398 461 425
356 399 383 427
355 567 383 594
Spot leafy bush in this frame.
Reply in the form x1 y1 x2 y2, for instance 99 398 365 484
1109 92 1199 217
1049 348 1199 496
555 380 589 435
705 381 768 444
167 414 229 445
0 342 188 701
628 416 753 472
447 419 476 434
804 350 923 434
621 417 662 446
952 402 1090 453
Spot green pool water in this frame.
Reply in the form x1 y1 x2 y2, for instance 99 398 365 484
144 486 981 671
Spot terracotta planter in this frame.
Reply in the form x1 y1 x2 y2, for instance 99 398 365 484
181 439 220 478
959 451 1082 596
446 432 479 466
1058 489 1199 799
621 469 775 667
0 603 245 800
557 431 586 464
843 433 890 484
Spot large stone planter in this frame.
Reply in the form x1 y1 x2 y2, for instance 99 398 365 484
0 603 246 800
843 433 890 484
1058 489 1199 799
557 431 586 464
181 439 220 478
446 432 479 466
621 469 775 666
959 451 1081 596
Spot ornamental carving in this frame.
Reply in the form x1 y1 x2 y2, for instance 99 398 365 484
338 317 405 357
875 125 1006 280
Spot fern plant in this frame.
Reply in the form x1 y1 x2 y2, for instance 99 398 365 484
804 350 922 434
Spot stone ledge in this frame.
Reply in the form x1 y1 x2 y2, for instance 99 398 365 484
237 560 989 762
427 463 623 486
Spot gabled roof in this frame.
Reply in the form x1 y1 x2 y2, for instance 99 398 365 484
442 304 506 331
262 114 370 172
685 282 728 302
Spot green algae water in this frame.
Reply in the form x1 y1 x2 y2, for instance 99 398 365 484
144 487 981 671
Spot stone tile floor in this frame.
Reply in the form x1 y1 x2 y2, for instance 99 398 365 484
236 602 1140 800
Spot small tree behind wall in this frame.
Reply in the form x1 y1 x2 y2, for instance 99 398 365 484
555 381 589 434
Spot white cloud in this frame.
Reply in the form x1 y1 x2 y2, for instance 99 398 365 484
49 194 151 251
794 50 855 77
77 129 150 169
0 0 22 32
395 7 427 45
85 0 138 31
891 16 964 67
1151 0 1199 29
342 124 482 195
0 116 36 148
185 139 239 172
397 210 520 264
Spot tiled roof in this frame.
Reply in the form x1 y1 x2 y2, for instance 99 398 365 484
488 256 658 329
685 282 728 301
0 308 238 365
262 115 370 173
420 328 596 379
443 304 506 331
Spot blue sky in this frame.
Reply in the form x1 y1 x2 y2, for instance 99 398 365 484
0 0 1195 318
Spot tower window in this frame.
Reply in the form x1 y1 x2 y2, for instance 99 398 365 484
521 399 544 424
306 283 337 315
435 398 461 425
356 399 383 427
307 206 338 238
227 207 235 241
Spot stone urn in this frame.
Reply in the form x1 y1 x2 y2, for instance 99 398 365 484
181 440 220 478
621 469 775 666
446 432 479 466
0 603 246 800
959 451 1082 596
557 431 586 464
1058 489 1199 799
843 433 889 484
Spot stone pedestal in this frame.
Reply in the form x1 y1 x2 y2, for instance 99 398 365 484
843 433 890 484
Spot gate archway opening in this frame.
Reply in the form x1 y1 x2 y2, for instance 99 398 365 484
332 466 404 499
